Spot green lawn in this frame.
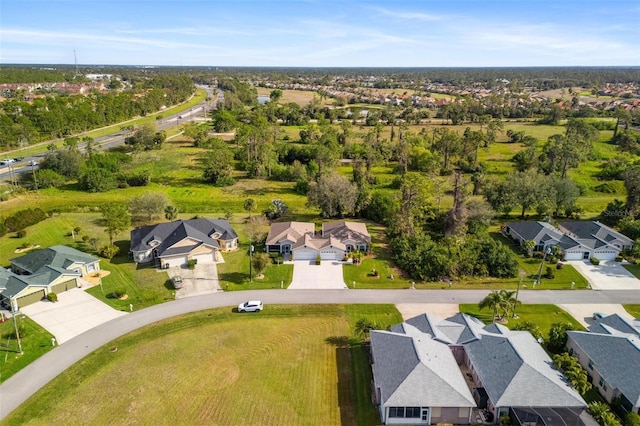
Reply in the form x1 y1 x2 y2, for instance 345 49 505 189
0 316 55 383
623 264 640 279
3 304 401 426
459 304 586 339
623 304 640 318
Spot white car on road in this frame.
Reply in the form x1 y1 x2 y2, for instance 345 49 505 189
238 300 263 312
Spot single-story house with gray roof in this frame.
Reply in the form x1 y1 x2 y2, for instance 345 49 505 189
129 219 238 268
2 245 99 309
504 221 633 261
566 314 640 414
370 326 476 424
374 313 589 424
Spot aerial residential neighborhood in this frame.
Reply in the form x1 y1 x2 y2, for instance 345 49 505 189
1 0 640 425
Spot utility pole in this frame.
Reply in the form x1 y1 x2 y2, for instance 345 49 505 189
31 162 38 190
249 242 254 282
10 297 23 354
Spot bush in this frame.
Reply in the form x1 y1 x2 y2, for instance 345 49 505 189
98 244 119 259
46 292 58 302
556 262 564 269
16 230 27 238
549 256 558 264
3 207 47 233
615 256 623 262
590 257 600 265
545 266 555 279
187 259 197 269
315 256 321 265
112 288 127 298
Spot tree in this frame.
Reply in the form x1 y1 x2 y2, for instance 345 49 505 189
523 239 536 257
552 352 592 395
547 322 573 353
101 204 131 245
269 89 283 103
354 318 378 339
164 205 179 221
124 123 165 151
251 252 270 276
182 122 209 147
511 169 550 218
307 173 358 218
624 165 640 214
200 139 234 186
78 167 117 193
478 290 507 322
264 199 289 220
588 402 622 426
244 198 257 219
129 192 169 222
500 289 520 319
432 128 461 172
512 321 543 341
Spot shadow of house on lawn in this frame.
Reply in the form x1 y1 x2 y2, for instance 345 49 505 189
109 240 132 265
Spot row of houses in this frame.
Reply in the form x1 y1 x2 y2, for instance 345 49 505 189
504 220 634 261
371 313 593 425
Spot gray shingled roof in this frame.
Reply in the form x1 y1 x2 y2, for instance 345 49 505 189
559 221 633 245
588 314 640 337
130 219 237 257
567 331 640 408
465 331 586 408
10 245 98 274
371 329 475 408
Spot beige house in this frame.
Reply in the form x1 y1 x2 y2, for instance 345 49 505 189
265 221 371 261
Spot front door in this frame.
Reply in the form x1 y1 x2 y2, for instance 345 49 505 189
583 252 590 259
421 408 429 422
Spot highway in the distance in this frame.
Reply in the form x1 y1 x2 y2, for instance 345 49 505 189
0 86 218 183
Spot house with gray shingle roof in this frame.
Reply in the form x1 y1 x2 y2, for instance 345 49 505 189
370 326 476 425
566 313 640 414
504 221 633 261
130 219 237 268
373 313 589 424
2 246 98 309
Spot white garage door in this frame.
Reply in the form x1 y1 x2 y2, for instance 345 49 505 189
565 251 583 261
163 256 187 268
595 251 617 261
320 250 340 261
192 252 215 264
294 249 316 260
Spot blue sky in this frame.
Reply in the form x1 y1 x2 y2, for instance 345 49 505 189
1 0 638 67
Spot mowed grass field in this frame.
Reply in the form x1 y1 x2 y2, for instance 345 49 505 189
3 305 402 426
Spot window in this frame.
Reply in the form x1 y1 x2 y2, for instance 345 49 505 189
388 407 403 418
588 360 594 370
599 377 607 391
405 407 421 418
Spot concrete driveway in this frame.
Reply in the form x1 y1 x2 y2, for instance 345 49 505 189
288 260 348 289
568 260 640 290
20 288 126 344
558 304 636 328
168 263 221 299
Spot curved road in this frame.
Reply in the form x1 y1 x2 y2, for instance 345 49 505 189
1 288 639 418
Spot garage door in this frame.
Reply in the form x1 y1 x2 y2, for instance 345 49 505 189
294 249 316 260
565 251 583 261
17 290 45 308
595 251 617 261
51 279 77 294
162 256 187 268
192 252 215 265
320 250 340 261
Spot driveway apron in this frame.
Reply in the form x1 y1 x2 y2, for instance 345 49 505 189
20 288 126 344
288 260 348 289
168 263 221 299
568 260 640 290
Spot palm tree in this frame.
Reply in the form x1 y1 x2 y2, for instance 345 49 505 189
500 290 520 320
478 290 506 323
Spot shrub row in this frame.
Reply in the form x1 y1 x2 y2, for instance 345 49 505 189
1 207 47 236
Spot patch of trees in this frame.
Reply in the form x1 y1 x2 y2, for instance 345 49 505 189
0 208 47 236
0 75 193 148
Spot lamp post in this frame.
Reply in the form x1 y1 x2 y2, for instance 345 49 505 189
536 247 552 288
9 297 23 354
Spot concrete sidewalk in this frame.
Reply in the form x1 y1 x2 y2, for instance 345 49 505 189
20 288 126 344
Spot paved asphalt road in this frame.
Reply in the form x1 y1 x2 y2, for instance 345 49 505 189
1 288 639 419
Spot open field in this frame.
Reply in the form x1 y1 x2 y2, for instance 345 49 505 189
256 87 332 106
0 316 54 384
3 304 402 426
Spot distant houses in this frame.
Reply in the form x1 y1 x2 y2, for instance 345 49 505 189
0 245 100 309
371 313 589 425
504 220 633 261
129 219 238 268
